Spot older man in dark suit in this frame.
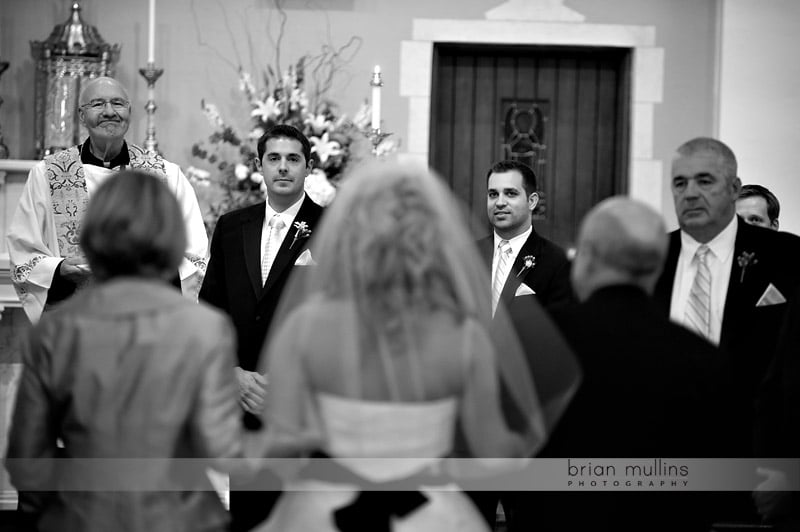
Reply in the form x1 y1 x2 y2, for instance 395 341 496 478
199 124 323 531
653 137 800 526
653 137 800 458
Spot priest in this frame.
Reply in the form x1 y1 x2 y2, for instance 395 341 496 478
6 76 208 323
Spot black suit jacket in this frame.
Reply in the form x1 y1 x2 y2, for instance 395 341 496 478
527 285 726 531
199 196 324 371
546 285 725 457
755 285 800 527
653 218 800 456
756 283 800 457
477 227 574 311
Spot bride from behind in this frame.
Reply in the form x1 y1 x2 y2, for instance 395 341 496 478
252 161 565 532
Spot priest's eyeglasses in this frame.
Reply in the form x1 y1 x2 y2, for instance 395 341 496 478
80 99 131 111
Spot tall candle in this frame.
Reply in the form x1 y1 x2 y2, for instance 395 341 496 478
147 0 156 64
370 65 381 130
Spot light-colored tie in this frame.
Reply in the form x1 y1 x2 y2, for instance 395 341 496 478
685 244 712 339
261 215 286 284
492 240 512 317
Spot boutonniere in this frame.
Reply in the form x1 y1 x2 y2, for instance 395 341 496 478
737 251 758 283
290 221 312 249
516 255 536 277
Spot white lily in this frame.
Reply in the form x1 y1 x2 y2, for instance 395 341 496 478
251 96 281 122
289 87 309 112
238 70 256 99
353 100 371 130
201 100 225 128
248 127 265 140
234 164 250 181
186 166 211 183
304 168 336 207
305 113 332 136
310 133 342 164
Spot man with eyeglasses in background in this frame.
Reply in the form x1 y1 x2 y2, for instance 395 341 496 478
7 76 208 324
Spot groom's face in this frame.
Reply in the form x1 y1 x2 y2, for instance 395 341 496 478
259 136 311 205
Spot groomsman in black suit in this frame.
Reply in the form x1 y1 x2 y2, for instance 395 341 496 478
653 137 800 525
199 124 324 531
477 160 573 313
471 160 576 529
532 196 724 532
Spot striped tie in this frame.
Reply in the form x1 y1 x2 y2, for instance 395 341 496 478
261 215 285 284
492 240 511 317
685 244 712 339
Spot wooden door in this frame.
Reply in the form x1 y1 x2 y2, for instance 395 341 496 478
430 44 631 247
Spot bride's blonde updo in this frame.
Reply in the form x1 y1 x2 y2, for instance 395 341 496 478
317 161 477 326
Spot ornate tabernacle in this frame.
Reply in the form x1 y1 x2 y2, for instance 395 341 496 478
30 2 121 158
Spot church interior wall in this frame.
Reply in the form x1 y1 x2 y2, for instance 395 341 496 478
1 0 793 235
718 0 800 236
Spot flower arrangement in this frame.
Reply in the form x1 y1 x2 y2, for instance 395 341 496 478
187 56 378 234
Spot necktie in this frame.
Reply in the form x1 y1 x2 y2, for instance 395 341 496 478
492 240 511 317
261 215 286 284
685 245 712 339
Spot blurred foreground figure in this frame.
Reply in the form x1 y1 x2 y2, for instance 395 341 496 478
534 197 726 531
6 171 241 532
248 161 580 532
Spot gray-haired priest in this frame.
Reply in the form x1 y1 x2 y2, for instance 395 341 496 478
6 76 208 323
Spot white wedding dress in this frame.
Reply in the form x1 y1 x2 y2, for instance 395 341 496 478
254 393 489 532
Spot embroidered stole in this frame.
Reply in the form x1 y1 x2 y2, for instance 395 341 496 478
45 144 167 258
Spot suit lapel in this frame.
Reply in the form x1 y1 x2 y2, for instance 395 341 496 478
501 231 540 306
241 203 266 296
720 220 756 350
653 231 681 314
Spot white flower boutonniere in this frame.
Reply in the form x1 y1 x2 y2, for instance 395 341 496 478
516 255 536 278
290 221 312 249
737 251 758 283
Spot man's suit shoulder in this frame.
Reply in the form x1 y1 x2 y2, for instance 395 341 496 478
216 201 265 226
531 232 569 263
736 222 800 269
300 197 324 220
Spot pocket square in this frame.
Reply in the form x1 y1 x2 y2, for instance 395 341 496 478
294 249 316 266
514 283 536 297
756 283 786 307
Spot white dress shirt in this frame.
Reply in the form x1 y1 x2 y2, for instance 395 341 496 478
260 194 305 270
670 216 738 345
492 226 532 290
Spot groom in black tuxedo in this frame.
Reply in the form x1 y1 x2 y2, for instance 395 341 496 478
199 124 324 531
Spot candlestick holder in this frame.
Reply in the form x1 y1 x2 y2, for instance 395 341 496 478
138 62 164 154
365 127 393 157
0 61 10 159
